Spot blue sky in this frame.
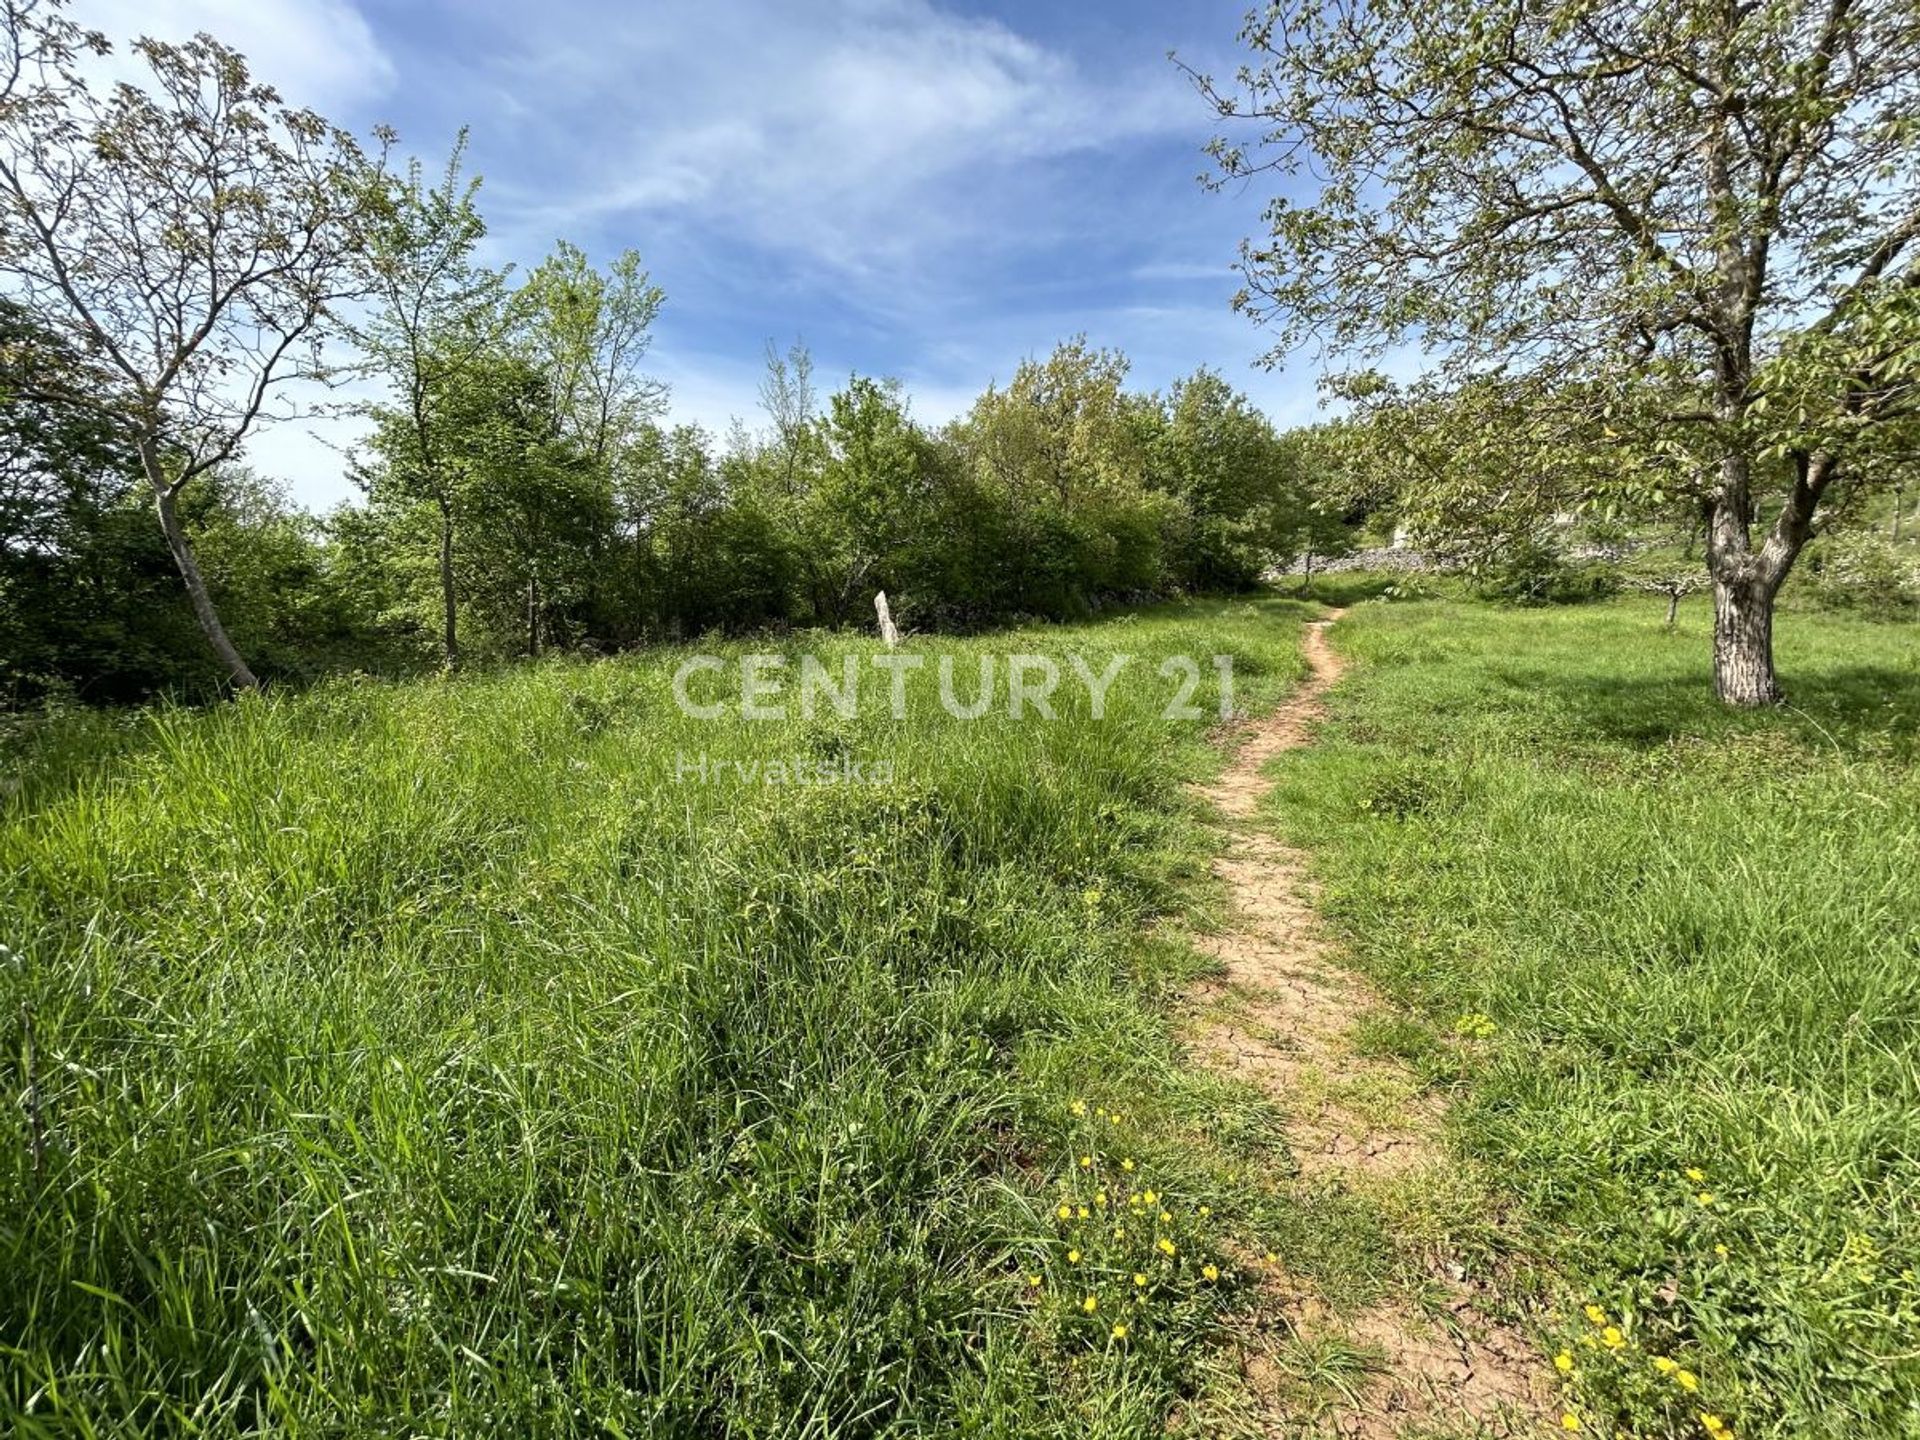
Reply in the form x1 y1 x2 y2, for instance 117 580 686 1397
73 0 1315 510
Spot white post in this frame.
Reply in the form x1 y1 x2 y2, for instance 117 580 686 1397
874 590 901 649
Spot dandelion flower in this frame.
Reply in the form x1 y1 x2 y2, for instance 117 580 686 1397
1081 1295 1098 1314
1110 1322 1128 1340
1654 1357 1678 1375
1583 1304 1607 1326
1144 1190 1159 1205
1057 1204 1073 1221
1554 1352 1574 1374
1121 1158 1135 1172
1695 1192 1715 1207
1133 1272 1148 1287
1676 1369 1699 1393
1561 1415 1582 1432
1095 1190 1108 1206
1027 1274 1042 1288
1685 1167 1706 1183
1198 1206 1211 1218
1202 1264 1220 1281
1079 1155 1093 1169
1157 1237 1176 1256
1159 1211 1172 1223
1714 1244 1729 1258
1067 1249 1081 1264
1700 1415 1727 1436
1070 1100 1088 1117
1077 1206 1091 1220
1265 1251 1279 1265
1112 1226 1126 1239
1602 1326 1625 1350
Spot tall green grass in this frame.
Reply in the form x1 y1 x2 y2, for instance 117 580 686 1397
1266 595 1920 1438
0 598 1315 1438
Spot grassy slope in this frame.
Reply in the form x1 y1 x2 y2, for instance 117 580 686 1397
1 597 1332 1439
1265 594 1920 1438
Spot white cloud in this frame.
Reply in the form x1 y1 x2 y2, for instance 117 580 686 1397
473 0 1194 280
69 0 395 113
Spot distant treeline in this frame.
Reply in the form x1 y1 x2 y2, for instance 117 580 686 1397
0 11 1353 708
0 1 1355 711
3 299 1348 704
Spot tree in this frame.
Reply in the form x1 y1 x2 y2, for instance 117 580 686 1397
1191 0 1920 704
1148 368 1299 587
353 134 506 669
444 352 601 657
515 241 666 640
806 375 926 622
518 242 666 468
0 0 387 689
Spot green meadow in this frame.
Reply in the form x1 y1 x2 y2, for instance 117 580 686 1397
1 599 1323 1438
6 587 1919 1438
1264 594 1920 1438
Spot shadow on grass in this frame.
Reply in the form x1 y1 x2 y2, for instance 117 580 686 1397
1486 660 1920 761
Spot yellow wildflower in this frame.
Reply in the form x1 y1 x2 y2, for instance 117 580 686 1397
1700 1415 1726 1436
1095 1190 1108 1206
1067 1249 1081 1264
1110 1322 1128 1340
1202 1264 1220 1281
1685 1167 1707 1183
1070 1099 1087 1117
1133 1272 1148 1287
1112 1226 1126 1239
1056 1204 1073 1221
1077 1206 1091 1220
1553 1352 1574 1374
1157 1237 1176 1256
1144 1190 1159 1205
1027 1274 1042 1288
1602 1326 1625 1350
1654 1357 1678 1375
1696 1192 1715 1207
1714 1244 1730 1258
1079 1155 1093 1169
1561 1415 1582 1432
1159 1211 1172 1223
1121 1158 1135 1172
1583 1304 1607 1326
1265 1251 1279 1265
1676 1369 1699 1392
1198 1205 1211 1218
1081 1295 1098 1314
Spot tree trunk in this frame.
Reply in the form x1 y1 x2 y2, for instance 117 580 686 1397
438 497 460 670
1895 485 1905 543
144 453 260 692
1665 590 1681 627
526 575 540 657
1711 573 1780 707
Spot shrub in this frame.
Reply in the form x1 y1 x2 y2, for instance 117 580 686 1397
1798 532 1920 620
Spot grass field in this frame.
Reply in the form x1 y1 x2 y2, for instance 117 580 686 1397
8 585 1917 1438
0 597 1346 1438
1264 594 1920 1438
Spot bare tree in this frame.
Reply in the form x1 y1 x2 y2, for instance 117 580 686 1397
0 0 387 688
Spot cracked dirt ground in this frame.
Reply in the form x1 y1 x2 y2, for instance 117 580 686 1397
1186 613 1552 1438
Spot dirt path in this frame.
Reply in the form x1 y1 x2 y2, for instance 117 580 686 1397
1186 612 1550 1438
